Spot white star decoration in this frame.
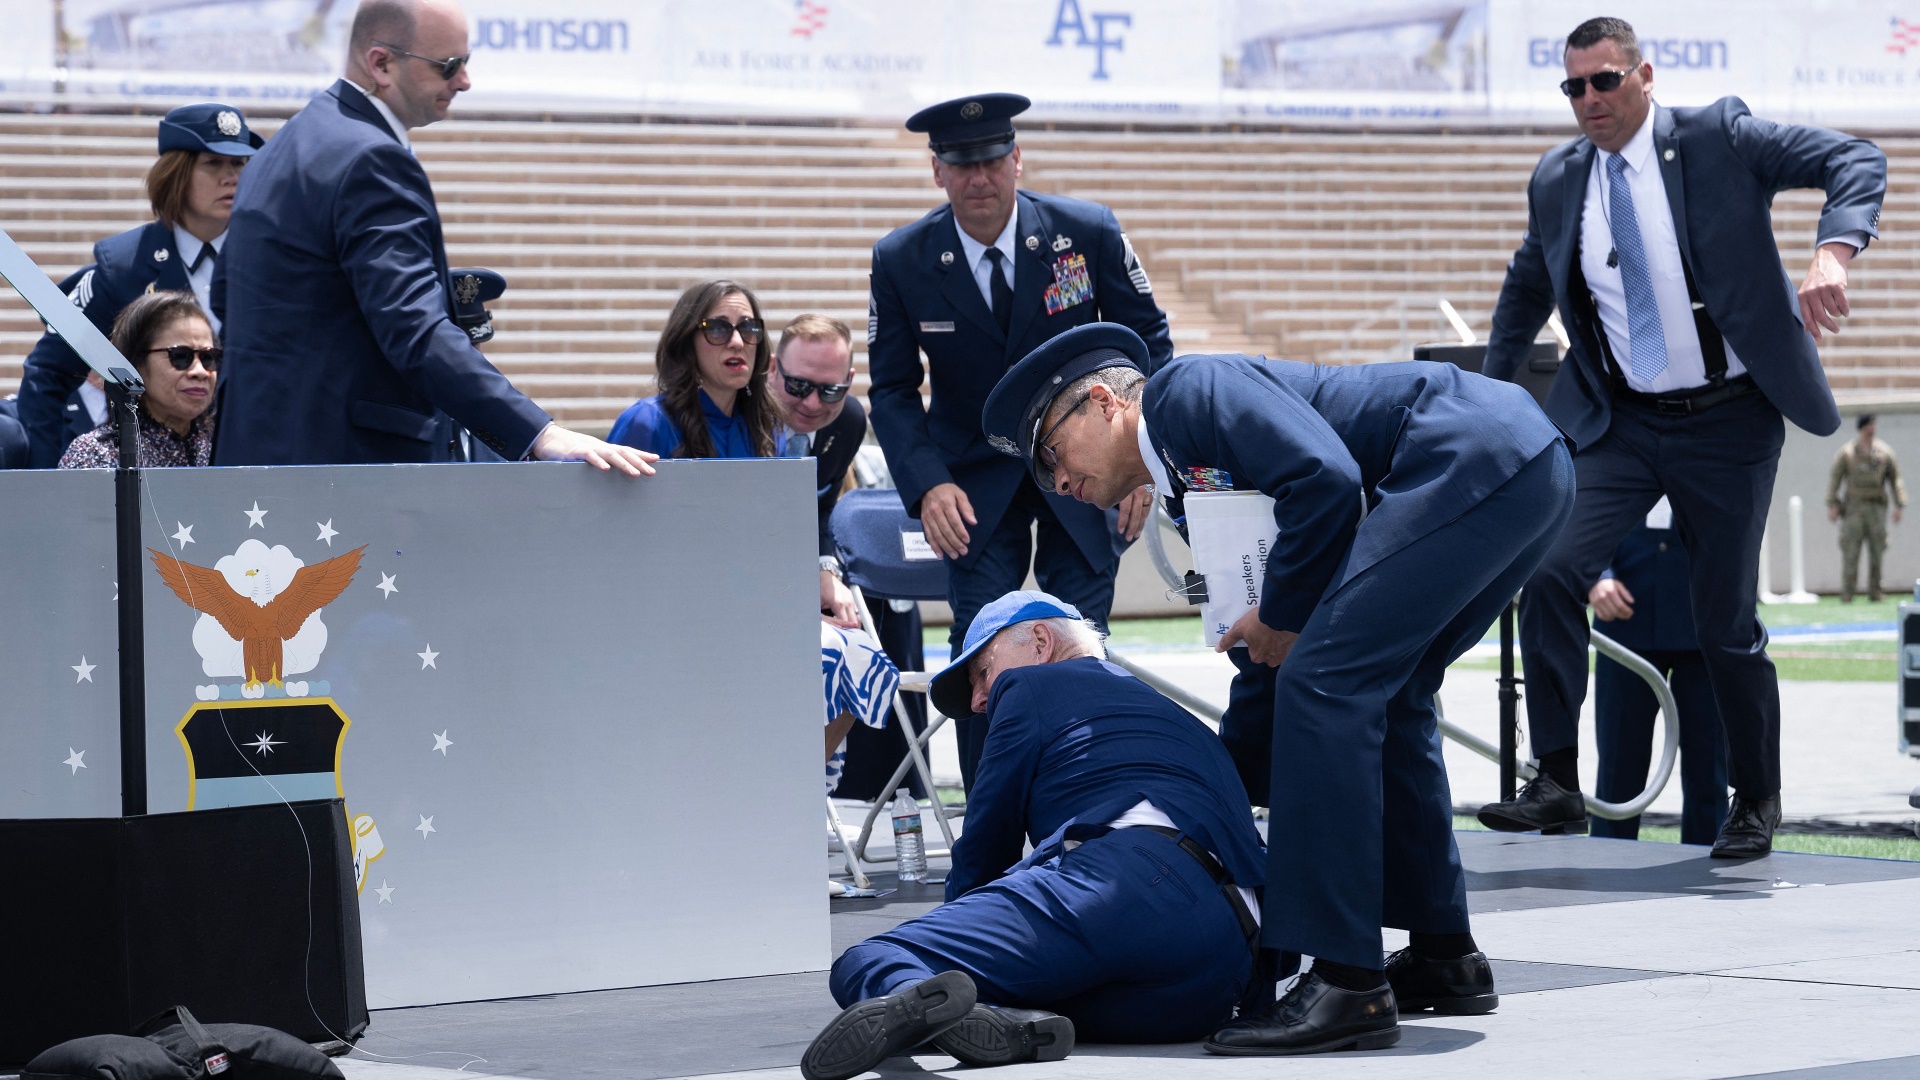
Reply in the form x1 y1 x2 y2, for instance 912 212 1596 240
418 645 439 670
72 657 96 683
432 730 453 755
245 731 284 756
415 815 436 838
377 573 398 598
317 520 339 546
375 881 394 904
171 522 195 546
64 748 86 774
244 501 268 528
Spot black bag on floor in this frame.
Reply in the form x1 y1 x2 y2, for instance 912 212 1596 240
23 1007 344 1080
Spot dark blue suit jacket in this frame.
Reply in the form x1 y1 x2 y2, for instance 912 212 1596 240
1486 98 1884 448
1144 355 1562 633
16 222 190 467
214 80 549 464
948 655 1264 901
867 190 1171 571
1596 523 1698 653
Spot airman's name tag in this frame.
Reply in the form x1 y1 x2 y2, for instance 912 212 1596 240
919 321 955 333
901 530 940 561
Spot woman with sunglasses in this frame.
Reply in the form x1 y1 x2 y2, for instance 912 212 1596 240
58 292 219 469
609 280 779 458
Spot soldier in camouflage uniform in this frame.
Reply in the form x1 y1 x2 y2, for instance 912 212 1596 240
1827 414 1906 601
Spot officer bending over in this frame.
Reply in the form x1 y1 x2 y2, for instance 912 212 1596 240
986 323 1574 1055
801 590 1263 1080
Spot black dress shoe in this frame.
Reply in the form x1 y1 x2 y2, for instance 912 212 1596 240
933 1005 1074 1067
1385 948 1499 1015
1711 795 1782 859
1204 971 1398 1056
800 970 977 1080
1476 774 1587 834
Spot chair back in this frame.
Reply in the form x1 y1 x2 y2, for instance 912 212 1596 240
830 488 950 601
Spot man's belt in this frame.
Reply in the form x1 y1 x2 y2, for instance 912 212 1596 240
1125 824 1261 947
1611 374 1757 417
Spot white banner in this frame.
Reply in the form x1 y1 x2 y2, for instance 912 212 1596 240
6 0 1917 128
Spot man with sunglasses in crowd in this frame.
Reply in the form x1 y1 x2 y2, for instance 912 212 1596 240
1479 17 1885 857
214 0 653 477
866 92 1172 790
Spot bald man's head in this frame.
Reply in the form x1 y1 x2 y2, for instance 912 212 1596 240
346 0 472 129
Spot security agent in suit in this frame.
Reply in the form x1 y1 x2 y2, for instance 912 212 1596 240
865 92 1172 790
804 591 1264 1080
1589 505 1729 844
15 102 261 468
1477 17 1885 857
214 0 650 476
985 322 1574 1055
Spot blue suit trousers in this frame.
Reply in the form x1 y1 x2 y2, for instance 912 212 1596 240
1226 442 1575 967
1591 651 1729 845
830 829 1252 1043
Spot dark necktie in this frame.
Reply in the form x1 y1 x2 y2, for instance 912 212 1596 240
984 248 1013 337
187 243 216 275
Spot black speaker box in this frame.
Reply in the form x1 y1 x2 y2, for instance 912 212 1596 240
1414 341 1561 409
0 798 368 1065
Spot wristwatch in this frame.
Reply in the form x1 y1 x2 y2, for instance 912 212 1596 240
819 555 843 578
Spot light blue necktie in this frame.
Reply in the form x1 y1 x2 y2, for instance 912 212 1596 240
785 432 810 458
1605 154 1668 383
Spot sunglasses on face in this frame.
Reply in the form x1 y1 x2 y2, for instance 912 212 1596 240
373 41 469 80
775 359 852 403
1559 68 1635 98
1034 394 1091 489
697 316 764 346
149 344 221 372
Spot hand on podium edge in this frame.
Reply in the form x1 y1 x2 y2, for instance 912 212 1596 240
530 422 658 477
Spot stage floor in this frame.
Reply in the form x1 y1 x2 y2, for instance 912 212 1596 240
331 830 1920 1080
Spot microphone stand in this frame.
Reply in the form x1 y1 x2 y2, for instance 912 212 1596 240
108 378 147 816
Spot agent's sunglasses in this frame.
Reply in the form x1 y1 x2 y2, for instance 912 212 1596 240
697 316 764 346
775 359 851 403
149 345 222 372
1559 68 1634 99
373 41 469 81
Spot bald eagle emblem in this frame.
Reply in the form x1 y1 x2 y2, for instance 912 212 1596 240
960 101 984 120
453 273 481 305
150 545 367 690
216 110 243 137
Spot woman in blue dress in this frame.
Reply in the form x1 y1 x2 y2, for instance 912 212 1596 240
609 279 780 458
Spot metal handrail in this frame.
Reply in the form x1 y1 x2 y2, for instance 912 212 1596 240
1130 515 1679 821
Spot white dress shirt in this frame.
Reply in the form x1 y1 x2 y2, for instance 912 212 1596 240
954 210 1019 312
170 225 224 336
351 80 412 150
1138 412 1172 494
1580 103 1863 395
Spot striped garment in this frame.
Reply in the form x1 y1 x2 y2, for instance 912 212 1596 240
822 620 899 795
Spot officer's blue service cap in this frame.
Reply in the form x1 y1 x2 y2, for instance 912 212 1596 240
982 321 1150 489
929 589 1086 719
906 93 1031 165
450 268 507 344
158 103 264 158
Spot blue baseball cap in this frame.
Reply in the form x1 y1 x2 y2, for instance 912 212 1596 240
982 322 1151 490
928 590 1084 719
157 103 264 158
906 93 1030 165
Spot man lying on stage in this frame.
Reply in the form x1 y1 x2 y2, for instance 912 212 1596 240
800 590 1265 1080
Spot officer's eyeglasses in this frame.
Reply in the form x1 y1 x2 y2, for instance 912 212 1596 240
1034 394 1092 488
1559 68 1635 99
149 345 222 372
775 359 852 403
373 41 470 81
697 316 765 346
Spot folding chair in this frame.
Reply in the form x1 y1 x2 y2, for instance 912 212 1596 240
827 488 960 877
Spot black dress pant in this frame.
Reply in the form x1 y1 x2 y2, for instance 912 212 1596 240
1519 392 1784 798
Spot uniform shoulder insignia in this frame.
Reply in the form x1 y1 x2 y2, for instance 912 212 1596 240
69 268 95 309
1121 233 1151 295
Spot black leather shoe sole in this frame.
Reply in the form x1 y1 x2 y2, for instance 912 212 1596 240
1204 1024 1401 1056
800 970 977 1080
1398 991 1499 1016
1710 837 1773 859
933 1006 1075 1067
1478 806 1586 834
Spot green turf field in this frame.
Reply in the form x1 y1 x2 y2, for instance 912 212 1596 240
1453 815 1920 861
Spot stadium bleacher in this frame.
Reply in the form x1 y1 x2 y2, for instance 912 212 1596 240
0 112 1912 433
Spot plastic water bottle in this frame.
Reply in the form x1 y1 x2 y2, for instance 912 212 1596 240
890 788 928 883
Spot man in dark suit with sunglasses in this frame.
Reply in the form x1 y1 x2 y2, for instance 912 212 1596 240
866 92 1173 790
215 0 651 476
1479 16 1885 857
